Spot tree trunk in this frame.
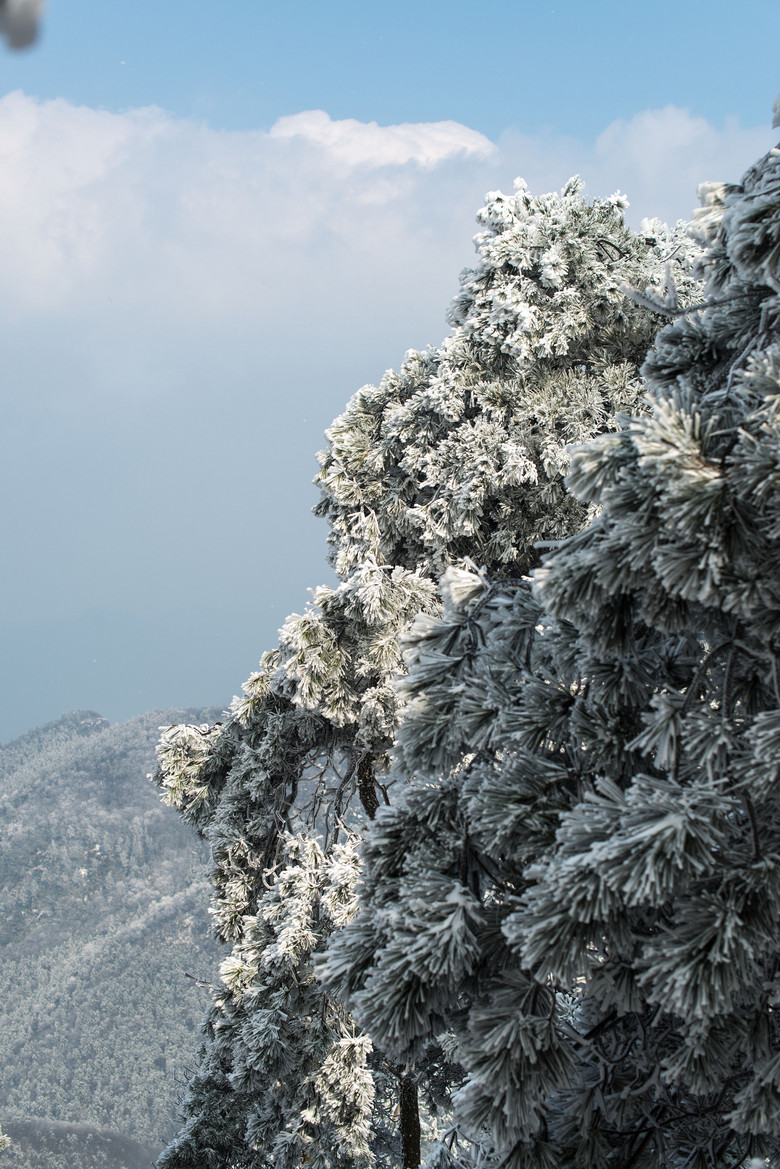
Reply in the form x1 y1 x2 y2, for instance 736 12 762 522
399 1071 421 1169
357 754 380 820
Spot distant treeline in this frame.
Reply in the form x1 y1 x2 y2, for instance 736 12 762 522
1 1116 160 1169
0 708 225 1163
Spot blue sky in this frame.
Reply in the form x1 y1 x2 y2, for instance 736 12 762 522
1 0 778 741
4 0 778 139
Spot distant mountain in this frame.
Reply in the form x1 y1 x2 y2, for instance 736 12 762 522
0 708 225 1168
1 1117 160 1169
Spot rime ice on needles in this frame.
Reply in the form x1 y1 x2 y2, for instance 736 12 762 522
332 118 780 1167
317 184 700 1163
527 132 780 1164
157 834 373 1169
153 176 700 1167
316 177 696 584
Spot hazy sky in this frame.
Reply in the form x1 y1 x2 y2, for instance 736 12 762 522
1 0 778 741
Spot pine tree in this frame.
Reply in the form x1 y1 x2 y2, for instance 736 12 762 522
329 117 780 1167
154 178 698 1167
158 833 373 1169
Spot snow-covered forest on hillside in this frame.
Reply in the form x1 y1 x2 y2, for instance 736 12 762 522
146 104 780 1169
0 709 224 1168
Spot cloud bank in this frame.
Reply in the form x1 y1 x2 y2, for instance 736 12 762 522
0 93 496 330
0 92 775 740
0 92 773 331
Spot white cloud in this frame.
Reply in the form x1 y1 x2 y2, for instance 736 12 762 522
592 105 775 224
268 109 495 168
496 106 776 227
0 91 774 338
0 93 497 335
0 91 776 737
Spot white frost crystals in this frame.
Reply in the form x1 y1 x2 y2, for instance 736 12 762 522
330 114 780 1169
153 167 705 1167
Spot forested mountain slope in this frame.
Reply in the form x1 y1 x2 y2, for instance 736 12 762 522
0 708 224 1169
0 1117 161 1169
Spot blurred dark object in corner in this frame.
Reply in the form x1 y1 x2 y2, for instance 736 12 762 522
0 0 43 49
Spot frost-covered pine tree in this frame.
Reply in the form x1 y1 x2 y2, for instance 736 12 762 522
154 178 698 1168
158 832 374 1169
327 117 780 1168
